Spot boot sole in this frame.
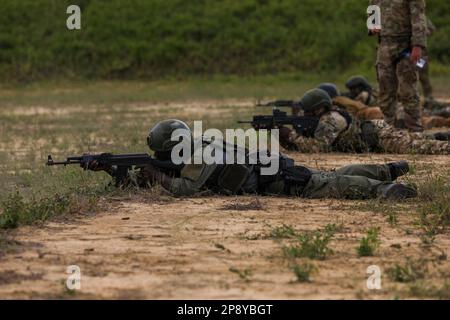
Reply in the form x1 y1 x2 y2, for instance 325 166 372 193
384 184 418 200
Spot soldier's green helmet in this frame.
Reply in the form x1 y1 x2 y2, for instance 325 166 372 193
345 76 371 91
147 119 191 152
300 88 333 113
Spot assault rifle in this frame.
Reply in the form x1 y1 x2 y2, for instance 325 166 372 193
46 153 184 181
238 109 319 137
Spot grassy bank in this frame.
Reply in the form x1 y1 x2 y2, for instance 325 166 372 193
1 0 449 82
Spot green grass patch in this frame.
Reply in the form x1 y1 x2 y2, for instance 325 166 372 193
387 258 428 283
357 227 380 257
291 262 317 283
269 224 297 239
0 191 99 229
283 224 336 260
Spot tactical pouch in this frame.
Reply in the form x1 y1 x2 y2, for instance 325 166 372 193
217 164 251 194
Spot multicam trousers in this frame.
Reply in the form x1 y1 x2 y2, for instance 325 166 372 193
370 119 450 155
376 38 422 132
419 48 433 99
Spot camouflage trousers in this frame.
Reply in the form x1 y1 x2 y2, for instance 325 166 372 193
419 48 433 99
377 38 422 132
264 164 394 199
427 105 450 118
370 119 450 155
301 164 393 199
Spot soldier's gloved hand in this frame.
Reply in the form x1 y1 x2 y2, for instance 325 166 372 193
279 126 292 141
292 105 302 116
411 46 422 64
279 126 299 151
140 163 160 183
83 160 111 172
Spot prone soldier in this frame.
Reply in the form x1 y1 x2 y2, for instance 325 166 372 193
85 119 417 200
279 89 450 154
337 78 450 128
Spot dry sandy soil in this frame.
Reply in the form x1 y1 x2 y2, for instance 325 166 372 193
0 153 449 300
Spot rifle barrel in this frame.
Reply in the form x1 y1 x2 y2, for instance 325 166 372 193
47 161 74 166
46 155 80 166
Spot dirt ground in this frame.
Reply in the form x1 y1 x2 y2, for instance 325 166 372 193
0 152 449 300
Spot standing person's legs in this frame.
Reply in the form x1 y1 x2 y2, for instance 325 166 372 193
377 42 399 126
419 48 433 102
397 52 423 132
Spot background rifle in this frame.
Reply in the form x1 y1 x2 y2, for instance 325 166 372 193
256 100 301 108
238 109 319 137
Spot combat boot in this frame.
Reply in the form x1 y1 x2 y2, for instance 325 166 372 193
434 131 450 141
379 184 418 200
404 112 424 133
387 161 410 181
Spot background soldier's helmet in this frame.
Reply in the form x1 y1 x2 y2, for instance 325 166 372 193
317 83 340 99
300 88 333 113
345 76 372 91
147 119 191 152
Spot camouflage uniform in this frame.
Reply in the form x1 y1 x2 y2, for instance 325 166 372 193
354 89 378 107
426 105 450 118
110 139 410 200
371 0 427 132
287 111 450 155
296 165 395 200
98 119 416 200
162 151 404 200
420 18 436 101
369 119 450 154
338 77 450 124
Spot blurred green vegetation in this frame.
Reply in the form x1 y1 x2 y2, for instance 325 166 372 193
0 0 449 82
